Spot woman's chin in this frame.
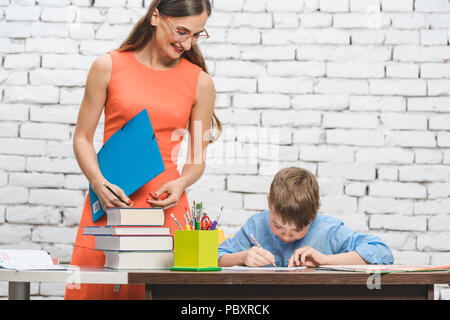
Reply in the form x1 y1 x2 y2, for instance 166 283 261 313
170 43 184 56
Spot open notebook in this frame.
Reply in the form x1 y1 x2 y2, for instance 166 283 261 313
223 266 306 271
316 265 450 273
0 249 65 270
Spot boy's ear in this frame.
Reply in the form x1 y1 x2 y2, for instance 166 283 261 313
266 194 271 208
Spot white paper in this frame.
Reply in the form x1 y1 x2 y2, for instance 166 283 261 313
223 266 306 271
0 249 65 270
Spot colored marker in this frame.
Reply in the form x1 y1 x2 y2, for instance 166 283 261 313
196 202 202 230
192 201 196 230
210 205 223 231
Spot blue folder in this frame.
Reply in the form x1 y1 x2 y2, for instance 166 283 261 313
89 109 165 222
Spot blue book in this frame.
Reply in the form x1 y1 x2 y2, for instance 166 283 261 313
89 109 165 222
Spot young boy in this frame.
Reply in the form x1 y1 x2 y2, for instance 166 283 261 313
218 167 394 267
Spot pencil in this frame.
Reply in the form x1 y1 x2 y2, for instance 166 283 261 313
103 182 128 204
249 233 276 267
170 213 183 230
185 206 192 224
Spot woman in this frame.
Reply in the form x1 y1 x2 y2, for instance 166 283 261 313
65 0 221 300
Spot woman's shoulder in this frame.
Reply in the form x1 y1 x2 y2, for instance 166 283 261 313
197 70 214 93
89 53 112 79
82 53 113 91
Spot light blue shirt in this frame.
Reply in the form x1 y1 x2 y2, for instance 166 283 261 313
218 210 394 266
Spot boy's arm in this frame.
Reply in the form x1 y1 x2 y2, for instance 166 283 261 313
288 246 368 267
331 223 394 265
217 220 254 266
217 214 276 267
218 251 247 267
324 251 368 265
219 247 276 267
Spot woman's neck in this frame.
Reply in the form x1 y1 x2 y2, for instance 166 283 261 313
135 39 180 70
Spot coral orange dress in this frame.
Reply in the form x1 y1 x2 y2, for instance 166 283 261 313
64 50 201 300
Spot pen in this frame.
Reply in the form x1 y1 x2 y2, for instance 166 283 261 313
149 192 159 201
170 213 183 230
149 192 168 201
103 182 129 205
249 233 276 267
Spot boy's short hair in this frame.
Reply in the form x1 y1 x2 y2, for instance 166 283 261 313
268 167 320 229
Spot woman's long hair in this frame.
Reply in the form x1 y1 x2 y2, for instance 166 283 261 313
118 0 222 143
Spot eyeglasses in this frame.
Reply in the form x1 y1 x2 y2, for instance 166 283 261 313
161 14 210 44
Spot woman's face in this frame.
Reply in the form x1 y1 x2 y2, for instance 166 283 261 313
151 9 209 59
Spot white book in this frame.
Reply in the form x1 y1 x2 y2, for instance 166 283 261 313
104 251 174 269
94 235 173 251
106 207 165 226
83 226 170 236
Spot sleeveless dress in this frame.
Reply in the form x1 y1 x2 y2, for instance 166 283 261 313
64 50 201 300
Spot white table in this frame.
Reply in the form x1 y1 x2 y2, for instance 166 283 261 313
0 266 128 300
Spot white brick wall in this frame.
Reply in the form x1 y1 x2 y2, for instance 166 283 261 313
0 0 449 299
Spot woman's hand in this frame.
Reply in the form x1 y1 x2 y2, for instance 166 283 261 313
288 246 328 267
146 177 187 210
92 180 133 210
243 246 276 268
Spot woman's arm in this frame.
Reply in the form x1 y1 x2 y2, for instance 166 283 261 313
179 71 216 188
73 54 132 209
148 71 216 209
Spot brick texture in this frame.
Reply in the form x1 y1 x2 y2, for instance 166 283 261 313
0 0 449 299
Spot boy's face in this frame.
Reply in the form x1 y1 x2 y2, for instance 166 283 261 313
267 197 311 244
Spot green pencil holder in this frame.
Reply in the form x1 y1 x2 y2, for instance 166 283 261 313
170 230 221 271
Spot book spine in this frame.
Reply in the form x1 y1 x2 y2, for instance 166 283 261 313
94 235 174 251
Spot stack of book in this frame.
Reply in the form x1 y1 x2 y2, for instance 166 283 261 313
83 207 174 269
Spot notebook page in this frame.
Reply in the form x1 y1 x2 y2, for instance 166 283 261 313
0 249 65 270
223 266 307 271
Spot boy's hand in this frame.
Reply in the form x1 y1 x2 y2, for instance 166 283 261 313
243 246 276 267
288 246 327 267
